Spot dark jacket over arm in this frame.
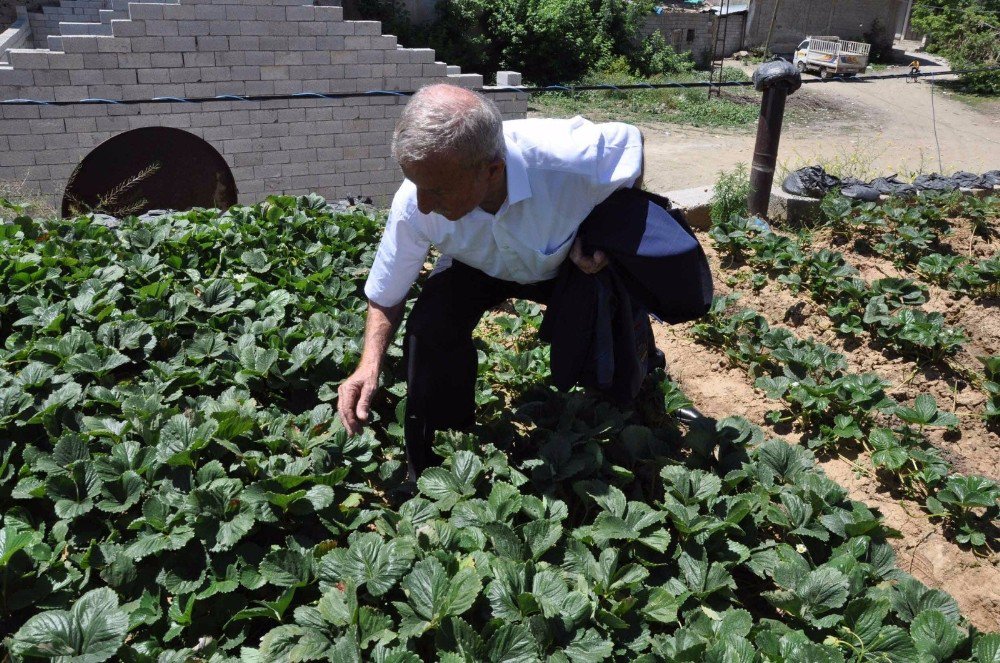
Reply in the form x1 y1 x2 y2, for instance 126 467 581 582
539 188 713 402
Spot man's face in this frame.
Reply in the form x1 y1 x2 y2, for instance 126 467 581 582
402 152 499 221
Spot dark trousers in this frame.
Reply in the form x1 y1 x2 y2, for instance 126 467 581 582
403 261 555 482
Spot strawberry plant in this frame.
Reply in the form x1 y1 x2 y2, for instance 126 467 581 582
983 355 1000 429
710 214 970 361
693 295 997 549
1 198 998 660
819 194 1000 299
927 476 1000 549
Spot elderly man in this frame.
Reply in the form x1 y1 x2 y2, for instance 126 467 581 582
337 83 645 482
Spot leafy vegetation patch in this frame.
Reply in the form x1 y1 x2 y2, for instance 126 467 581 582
709 215 970 362
529 68 760 129
820 194 1000 299
0 197 997 660
692 295 998 551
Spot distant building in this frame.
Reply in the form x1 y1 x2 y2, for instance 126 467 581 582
643 0 911 64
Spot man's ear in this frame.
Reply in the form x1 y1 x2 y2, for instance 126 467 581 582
485 158 505 182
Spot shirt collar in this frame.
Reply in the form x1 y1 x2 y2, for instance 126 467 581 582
504 138 532 206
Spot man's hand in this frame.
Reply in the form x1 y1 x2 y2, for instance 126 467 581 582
337 366 379 436
569 237 608 274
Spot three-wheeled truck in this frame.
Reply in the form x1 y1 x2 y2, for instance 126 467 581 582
793 36 871 78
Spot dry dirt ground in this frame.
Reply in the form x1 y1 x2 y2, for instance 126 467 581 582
640 55 1000 192
651 215 1000 632
643 52 1000 632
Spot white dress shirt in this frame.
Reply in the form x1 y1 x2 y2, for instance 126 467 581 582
364 116 644 307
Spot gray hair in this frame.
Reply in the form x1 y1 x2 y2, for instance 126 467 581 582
392 84 505 168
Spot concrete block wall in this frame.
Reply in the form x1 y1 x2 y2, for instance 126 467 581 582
0 0 529 210
0 9 32 63
27 0 113 46
715 12 747 57
744 0 904 53
640 11 714 67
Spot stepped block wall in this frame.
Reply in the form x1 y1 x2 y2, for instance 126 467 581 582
27 0 114 46
0 9 32 63
0 0 528 210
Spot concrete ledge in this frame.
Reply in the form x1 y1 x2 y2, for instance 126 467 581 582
661 185 714 230
662 181 998 232
768 187 822 225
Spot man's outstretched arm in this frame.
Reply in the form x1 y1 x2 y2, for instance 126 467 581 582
337 299 406 435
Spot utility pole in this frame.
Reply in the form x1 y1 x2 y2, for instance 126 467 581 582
748 60 802 219
764 0 782 56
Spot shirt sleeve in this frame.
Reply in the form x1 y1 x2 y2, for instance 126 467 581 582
363 183 431 307
593 121 644 191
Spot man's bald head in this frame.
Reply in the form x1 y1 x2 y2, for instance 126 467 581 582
392 84 505 169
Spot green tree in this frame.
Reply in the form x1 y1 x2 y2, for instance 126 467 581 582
911 0 1000 93
358 0 662 85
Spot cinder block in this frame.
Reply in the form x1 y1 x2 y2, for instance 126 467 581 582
208 20 240 36
59 36 102 53
225 5 256 21
103 68 137 85
298 22 328 37
496 71 522 86
162 4 196 21
286 6 315 21
118 53 152 68
33 70 71 86
768 187 822 225
128 4 163 20
0 68 35 86
316 36 345 50
83 52 119 68
162 36 196 51
97 37 132 53
145 20 180 37
259 36 288 51
260 66 289 81
149 52 181 68
193 4 227 21
289 36 317 51
8 49 51 68
0 150 36 167
129 36 164 52
136 68 169 84
313 5 344 21
178 20 211 36
352 21 381 36
52 85 89 101
662 185 714 229
406 48 436 64
183 52 215 67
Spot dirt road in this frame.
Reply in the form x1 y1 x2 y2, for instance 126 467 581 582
639 57 1000 192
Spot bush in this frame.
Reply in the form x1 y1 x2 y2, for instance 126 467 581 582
633 31 695 77
711 163 750 226
911 0 1000 95
363 0 658 85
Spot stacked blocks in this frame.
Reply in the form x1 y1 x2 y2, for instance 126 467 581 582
0 0 529 209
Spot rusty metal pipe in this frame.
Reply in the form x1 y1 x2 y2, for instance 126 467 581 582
748 60 802 219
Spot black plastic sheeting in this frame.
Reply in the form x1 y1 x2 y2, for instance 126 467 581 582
841 183 882 201
951 171 990 189
782 165 840 197
782 167 1000 200
912 173 961 192
869 175 917 198
752 58 803 93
